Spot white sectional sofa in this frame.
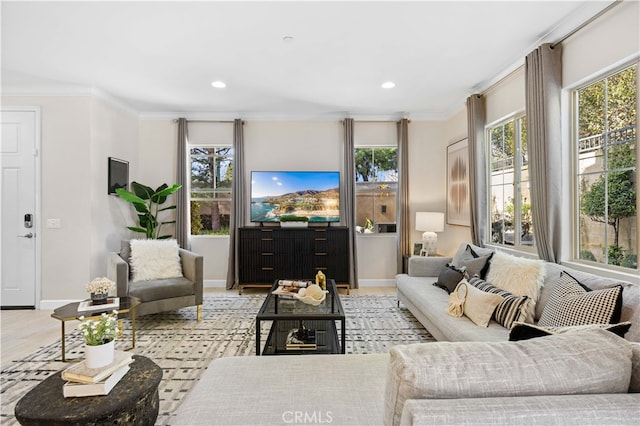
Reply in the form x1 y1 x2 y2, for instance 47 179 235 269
173 243 640 425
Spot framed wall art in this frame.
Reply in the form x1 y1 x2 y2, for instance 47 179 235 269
446 138 470 226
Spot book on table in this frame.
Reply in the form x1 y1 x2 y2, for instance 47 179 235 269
62 350 133 384
286 328 317 350
77 297 120 314
63 365 130 398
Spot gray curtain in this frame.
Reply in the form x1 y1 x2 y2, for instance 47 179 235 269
397 118 410 272
226 119 245 289
343 118 359 289
467 94 487 246
526 43 563 263
176 118 189 249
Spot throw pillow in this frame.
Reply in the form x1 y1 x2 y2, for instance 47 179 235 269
537 272 623 327
451 245 493 279
462 282 503 327
130 239 183 282
468 276 529 329
432 263 466 293
509 321 632 341
485 251 545 323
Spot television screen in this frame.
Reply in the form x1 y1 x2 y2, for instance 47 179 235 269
108 157 129 194
251 171 340 223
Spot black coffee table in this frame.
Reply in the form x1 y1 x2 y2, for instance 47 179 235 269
256 279 346 355
14 355 162 426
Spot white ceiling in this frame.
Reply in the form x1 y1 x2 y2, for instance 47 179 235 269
1 1 614 119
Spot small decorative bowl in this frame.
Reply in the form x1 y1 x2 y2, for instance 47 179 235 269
294 291 327 306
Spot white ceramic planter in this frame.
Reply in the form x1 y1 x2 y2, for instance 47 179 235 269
280 222 308 228
85 339 115 368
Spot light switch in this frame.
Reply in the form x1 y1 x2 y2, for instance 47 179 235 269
47 218 61 229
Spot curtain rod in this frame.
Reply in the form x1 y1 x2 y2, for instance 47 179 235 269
341 119 411 123
551 0 622 48
174 119 235 123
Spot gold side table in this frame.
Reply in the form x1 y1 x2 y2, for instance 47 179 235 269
50 296 140 362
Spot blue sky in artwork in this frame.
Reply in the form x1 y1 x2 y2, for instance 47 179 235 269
251 171 339 198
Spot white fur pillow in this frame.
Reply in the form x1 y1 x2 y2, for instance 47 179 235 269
130 239 183 282
486 251 545 323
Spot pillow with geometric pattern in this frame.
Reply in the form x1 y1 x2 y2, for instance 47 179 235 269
537 272 623 327
509 321 632 341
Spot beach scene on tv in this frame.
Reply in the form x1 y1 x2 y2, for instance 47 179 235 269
251 171 340 223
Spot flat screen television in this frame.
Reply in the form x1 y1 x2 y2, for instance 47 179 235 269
108 157 129 194
250 171 340 223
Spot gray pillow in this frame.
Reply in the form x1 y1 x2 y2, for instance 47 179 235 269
433 264 466 293
451 244 493 278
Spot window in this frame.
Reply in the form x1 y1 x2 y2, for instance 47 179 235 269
488 115 534 250
355 147 398 233
575 65 637 270
190 146 233 235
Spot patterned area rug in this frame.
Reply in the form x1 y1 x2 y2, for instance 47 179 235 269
0 293 433 425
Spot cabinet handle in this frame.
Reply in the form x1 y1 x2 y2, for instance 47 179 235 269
261 238 273 241
315 267 328 271
261 229 273 232
261 252 274 256
315 252 327 256
315 238 327 241
261 267 274 271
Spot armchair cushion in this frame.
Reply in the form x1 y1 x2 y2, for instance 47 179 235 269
130 239 183 282
128 277 195 302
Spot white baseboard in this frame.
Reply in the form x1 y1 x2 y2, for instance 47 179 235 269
204 280 227 288
356 279 396 287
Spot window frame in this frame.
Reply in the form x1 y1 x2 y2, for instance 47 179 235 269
571 63 638 272
354 145 399 235
188 144 233 237
485 111 536 254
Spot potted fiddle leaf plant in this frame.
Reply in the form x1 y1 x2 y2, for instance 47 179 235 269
115 182 182 239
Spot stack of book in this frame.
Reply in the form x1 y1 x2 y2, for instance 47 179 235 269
61 350 133 397
285 327 317 350
272 280 309 298
77 297 120 314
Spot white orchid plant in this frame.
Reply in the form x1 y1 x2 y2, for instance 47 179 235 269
79 311 118 346
86 277 115 295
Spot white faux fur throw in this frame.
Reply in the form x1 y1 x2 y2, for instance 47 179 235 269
486 251 546 322
130 239 183 282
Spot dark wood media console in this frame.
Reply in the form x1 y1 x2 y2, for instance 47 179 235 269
238 226 350 294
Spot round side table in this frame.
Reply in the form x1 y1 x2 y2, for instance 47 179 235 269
14 355 162 426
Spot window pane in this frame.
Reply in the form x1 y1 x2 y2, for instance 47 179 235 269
190 146 233 236
355 147 398 233
576 65 637 270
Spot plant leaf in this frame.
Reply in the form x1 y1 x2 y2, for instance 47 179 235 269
132 181 154 200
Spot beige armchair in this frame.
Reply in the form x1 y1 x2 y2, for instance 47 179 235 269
107 240 203 319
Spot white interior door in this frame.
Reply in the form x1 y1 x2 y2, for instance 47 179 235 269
1 109 38 308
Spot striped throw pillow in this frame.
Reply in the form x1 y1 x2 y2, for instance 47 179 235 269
468 276 529 329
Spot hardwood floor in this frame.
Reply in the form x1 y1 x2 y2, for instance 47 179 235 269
0 286 394 368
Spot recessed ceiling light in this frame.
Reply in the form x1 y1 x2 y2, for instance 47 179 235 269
283 36 294 43
211 80 226 89
381 81 396 89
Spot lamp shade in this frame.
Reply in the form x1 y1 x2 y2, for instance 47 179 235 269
415 212 444 232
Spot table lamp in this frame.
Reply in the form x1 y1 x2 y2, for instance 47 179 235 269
416 212 445 256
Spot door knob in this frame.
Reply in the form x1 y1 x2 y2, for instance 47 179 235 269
18 233 34 238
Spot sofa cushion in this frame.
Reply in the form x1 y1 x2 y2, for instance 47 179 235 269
485 251 545 323
433 263 465 293
469 277 530 329
462 281 503 327
128 276 195 302
130 239 183 282
384 329 633 426
509 321 632 341
451 245 493 279
538 272 623 327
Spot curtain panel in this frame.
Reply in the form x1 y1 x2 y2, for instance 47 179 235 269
343 118 359 289
397 118 410 272
466 94 487 246
526 43 563 263
226 119 245 289
176 118 189 249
